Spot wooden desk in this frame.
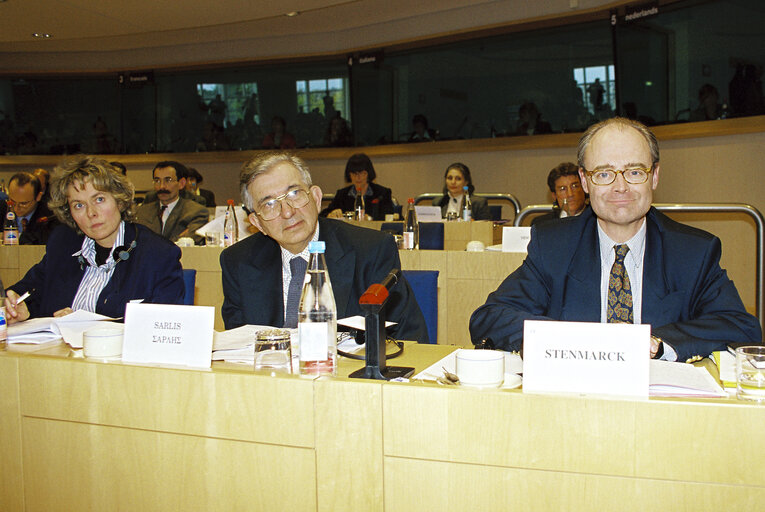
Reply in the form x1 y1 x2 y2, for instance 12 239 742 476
2 346 763 511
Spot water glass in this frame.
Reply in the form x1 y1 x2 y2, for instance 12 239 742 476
446 211 459 222
254 328 292 373
205 232 222 247
736 346 765 402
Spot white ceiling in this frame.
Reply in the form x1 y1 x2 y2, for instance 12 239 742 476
0 0 611 70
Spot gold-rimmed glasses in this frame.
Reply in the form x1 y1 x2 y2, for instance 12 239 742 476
582 165 654 186
256 188 311 220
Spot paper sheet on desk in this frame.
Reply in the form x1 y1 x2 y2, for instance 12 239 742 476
415 351 523 381
8 310 119 348
649 360 726 397
195 208 252 238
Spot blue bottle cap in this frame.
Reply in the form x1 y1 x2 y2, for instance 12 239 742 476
463 185 469 191
308 241 325 253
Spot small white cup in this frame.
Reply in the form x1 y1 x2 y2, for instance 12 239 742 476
455 349 504 388
466 240 485 252
83 326 124 359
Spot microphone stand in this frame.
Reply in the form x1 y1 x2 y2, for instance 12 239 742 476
349 269 414 380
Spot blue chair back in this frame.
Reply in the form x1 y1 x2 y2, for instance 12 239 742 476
402 270 438 344
182 269 196 305
419 222 444 250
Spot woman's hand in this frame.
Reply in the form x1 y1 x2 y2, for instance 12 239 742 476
53 307 74 318
4 290 30 324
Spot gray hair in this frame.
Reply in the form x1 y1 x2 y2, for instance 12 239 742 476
240 152 313 211
576 117 660 169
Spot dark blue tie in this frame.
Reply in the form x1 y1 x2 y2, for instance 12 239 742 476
284 257 307 328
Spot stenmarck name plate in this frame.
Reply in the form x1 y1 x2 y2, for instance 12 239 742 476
523 320 650 397
122 303 214 368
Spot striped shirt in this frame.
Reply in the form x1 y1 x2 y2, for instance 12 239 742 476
71 221 126 313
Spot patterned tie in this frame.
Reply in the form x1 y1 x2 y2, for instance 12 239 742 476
20 218 28 234
158 205 168 234
607 244 634 323
284 256 307 328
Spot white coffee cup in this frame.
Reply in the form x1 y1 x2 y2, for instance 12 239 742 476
466 240 485 252
83 326 124 359
455 349 504 388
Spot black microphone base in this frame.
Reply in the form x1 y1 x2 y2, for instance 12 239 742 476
349 365 414 381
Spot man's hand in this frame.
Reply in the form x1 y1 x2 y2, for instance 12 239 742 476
4 289 30 324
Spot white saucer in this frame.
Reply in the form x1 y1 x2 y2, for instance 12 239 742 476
501 373 522 389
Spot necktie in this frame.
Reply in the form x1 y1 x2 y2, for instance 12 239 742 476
159 205 168 234
284 257 307 328
607 244 634 323
20 218 28 234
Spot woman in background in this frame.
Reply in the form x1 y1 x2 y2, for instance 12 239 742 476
321 153 394 221
5 156 185 323
433 162 491 220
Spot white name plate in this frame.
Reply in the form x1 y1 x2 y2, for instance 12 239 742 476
414 205 443 222
523 320 650 397
122 303 214 368
502 226 531 252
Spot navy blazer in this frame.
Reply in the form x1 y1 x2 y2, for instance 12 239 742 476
9 223 185 319
469 207 761 361
220 217 429 342
320 183 394 221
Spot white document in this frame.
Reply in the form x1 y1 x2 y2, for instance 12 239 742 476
649 360 726 397
122 303 214 368
195 207 252 239
8 310 118 348
414 205 443 222
502 226 531 252
337 315 395 331
523 320 650 397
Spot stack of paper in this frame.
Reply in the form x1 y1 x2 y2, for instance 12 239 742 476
8 310 119 348
649 360 727 398
712 350 737 390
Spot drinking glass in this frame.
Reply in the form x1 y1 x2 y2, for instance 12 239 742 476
736 346 765 402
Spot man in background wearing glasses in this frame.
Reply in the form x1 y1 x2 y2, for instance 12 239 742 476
135 161 209 244
219 151 428 343
0 171 58 244
470 117 760 361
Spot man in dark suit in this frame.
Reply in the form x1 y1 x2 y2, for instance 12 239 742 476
470 117 761 361
0 172 58 244
220 151 428 343
531 162 587 226
135 161 209 245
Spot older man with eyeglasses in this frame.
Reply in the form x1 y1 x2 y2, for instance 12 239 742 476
135 161 209 245
470 117 761 361
219 151 428 343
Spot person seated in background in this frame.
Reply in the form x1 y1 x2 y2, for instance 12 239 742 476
408 114 437 142
531 162 588 226
32 167 51 205
515 102 553 135
0 171 59 245
262 116 297 149
186 167 217 207
320 153 394 221
432 162 492 220
220 151 428 342
135 161 209 245
4 156 184 323
470 117 761 361
690 83 723 122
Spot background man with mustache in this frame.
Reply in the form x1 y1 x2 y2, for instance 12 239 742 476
135 160 208 245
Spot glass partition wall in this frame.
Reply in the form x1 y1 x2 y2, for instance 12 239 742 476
0 0 762 155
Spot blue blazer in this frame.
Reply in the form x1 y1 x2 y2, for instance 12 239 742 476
9 223 185 319
469 207 761 361
220 217 429 342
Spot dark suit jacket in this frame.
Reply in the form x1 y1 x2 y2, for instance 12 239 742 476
198 188 216 207
469 207 761 361
433 194 492 221
220 217 429 342
0 201 59 245
8 223 185 319
135 197 209 245
320 183 394 221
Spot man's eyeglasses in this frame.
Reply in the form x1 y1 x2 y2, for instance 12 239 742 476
153 177 177 185
256 188 311 220
7 199 35 209
583 165 654 186
556 182 581 193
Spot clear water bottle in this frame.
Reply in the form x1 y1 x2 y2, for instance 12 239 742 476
354 188 365 220
223 199 238 247
0 286 6 348
298 241 337 376
403 198 419 249
461 185 472 221
3 211 18 245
